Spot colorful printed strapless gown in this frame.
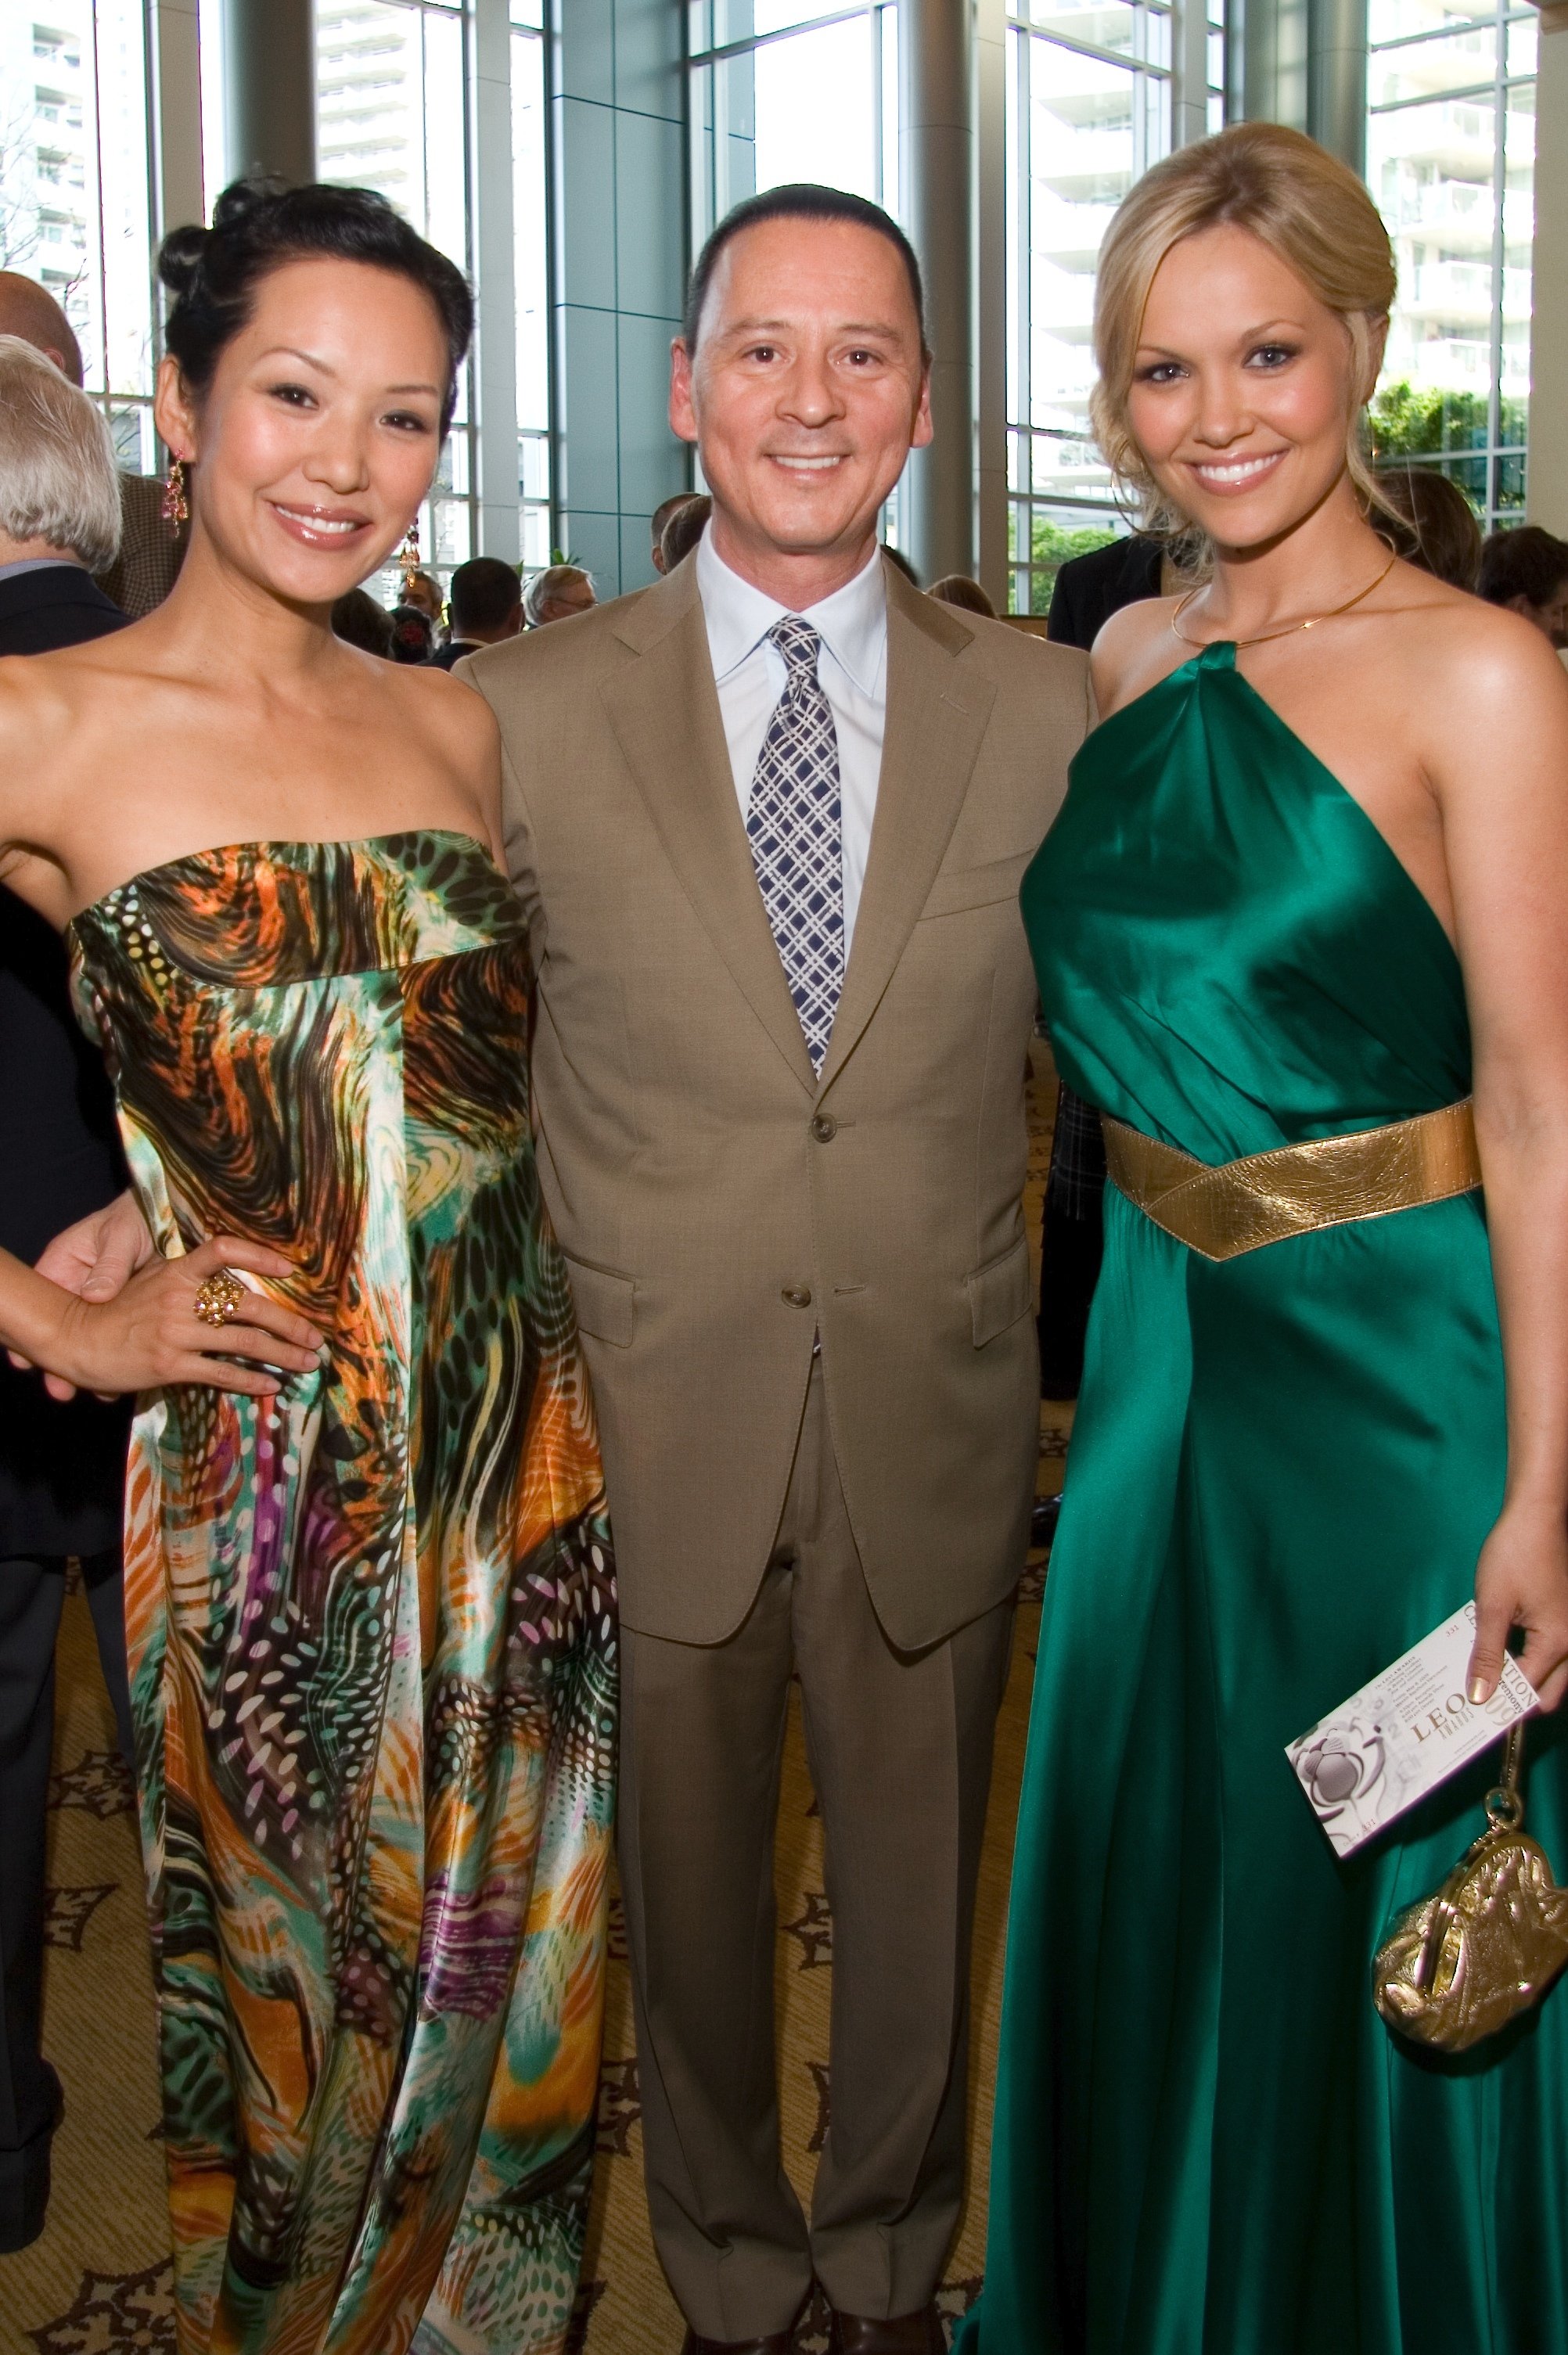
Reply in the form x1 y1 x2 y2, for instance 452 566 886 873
958 643 1568 2355
69 834 617 2355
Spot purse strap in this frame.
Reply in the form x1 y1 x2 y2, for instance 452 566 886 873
1487 1722 1527 1833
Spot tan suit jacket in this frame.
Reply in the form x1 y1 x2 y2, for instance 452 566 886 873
460 555 1090 1651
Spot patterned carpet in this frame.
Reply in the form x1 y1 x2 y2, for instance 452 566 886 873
0 1050 1066 2355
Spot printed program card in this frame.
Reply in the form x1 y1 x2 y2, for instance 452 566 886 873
1286 1602 1537 1857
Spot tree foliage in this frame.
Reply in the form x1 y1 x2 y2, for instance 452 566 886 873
1016 518 1119 617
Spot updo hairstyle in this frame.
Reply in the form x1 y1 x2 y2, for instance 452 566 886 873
1091 124 1398 541
158 179 473 433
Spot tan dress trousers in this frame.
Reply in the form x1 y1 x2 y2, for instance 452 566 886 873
617 1357 1014 2340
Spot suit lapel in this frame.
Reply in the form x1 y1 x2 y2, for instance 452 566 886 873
599 573 817 1093
818 575 995 1091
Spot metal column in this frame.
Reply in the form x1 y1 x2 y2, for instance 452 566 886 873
472 0 520 563
1528 4 1568 531
1171 0 1213 148
221 0 317 187
900 0 974 584
1307 0 1368 171
146 0 204 238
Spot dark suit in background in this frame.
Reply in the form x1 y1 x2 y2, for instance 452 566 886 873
1037 535 1163 1397
424 635 482 672
1045 532 1163 654
0 560 135 2252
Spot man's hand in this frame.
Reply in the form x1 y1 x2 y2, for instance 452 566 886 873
9 1191 155 1400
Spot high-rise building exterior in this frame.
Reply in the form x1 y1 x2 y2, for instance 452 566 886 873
1367 0 1535 527
0 2 156 465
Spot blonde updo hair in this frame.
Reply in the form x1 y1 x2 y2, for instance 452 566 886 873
1091 122 1397 541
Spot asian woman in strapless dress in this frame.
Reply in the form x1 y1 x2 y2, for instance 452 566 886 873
0 182 615 2355
960 124 1568 2355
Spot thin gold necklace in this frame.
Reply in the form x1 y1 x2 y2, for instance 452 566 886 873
1170 551 1397 651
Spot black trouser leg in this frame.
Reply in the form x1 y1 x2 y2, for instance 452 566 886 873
78 1546 133 1767
1038 1086 1106 1402
0 1555 67 2250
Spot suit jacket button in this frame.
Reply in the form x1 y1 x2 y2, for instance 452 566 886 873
781 1285 813 1308
810 1114 837 1142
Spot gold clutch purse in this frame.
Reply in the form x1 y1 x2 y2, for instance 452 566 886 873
1373 1725 1568 2052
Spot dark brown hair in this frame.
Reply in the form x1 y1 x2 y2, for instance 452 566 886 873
1478 523 1568 611
1372 468 1482 591
684 185 927 358
160 179 473 433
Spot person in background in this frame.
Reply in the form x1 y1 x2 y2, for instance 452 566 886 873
388 599 435 662
1374 464 1483 591
0 336 135 2255
400 563 444 632
1477 522 1568 649
523 562 595 626
0 271 186 620
330 584 394 656
1035 534 1172 1408
426 553 523 669
652 490 698 574
660 491 713 574
927 574 995 617
1046 530 1163 649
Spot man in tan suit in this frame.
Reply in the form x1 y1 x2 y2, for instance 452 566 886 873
460 187 1089 2355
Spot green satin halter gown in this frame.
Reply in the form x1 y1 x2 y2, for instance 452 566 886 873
957 639 1568 2355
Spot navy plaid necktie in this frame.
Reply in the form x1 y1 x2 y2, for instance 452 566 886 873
746 617 845 1074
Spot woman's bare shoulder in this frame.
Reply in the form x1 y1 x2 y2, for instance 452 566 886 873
387 653 500 750
379 654 504 853
0 651 102 910
1397 587 1566 720
1381 587 1568 803
1090 595 1187 717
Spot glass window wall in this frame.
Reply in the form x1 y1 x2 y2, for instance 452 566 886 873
1366 0 1535 529
1005 1 1211 613
686 5 901 538
0 2 159 470
688 5 900 250
306 0 552 600
316 0 475 601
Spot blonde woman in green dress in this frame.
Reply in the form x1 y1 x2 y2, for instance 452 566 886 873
960 124 1568 2354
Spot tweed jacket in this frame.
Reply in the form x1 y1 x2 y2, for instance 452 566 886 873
460 555 1090 1649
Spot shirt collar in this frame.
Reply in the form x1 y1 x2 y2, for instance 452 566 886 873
0 555 85 584
696 524 886 696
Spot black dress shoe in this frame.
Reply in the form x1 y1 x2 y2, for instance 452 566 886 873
827 2305 945 2354
0 2068 63 2253
1030 1490 1062 1552
679 2331 797 2354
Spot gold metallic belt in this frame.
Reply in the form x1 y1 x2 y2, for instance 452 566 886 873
1100 1098 1480 1263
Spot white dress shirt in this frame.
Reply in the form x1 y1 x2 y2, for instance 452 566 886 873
695 525 887 950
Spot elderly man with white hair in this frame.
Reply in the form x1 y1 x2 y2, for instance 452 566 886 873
523 560 596 627
0 336 126 652
0 333 135 2254
0 271 185 620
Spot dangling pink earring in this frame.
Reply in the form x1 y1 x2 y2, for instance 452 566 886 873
161 455 188 532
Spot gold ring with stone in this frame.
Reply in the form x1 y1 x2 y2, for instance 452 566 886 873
193 1269 246 1329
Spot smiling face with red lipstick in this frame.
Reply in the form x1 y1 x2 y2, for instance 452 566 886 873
154 254 449 607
